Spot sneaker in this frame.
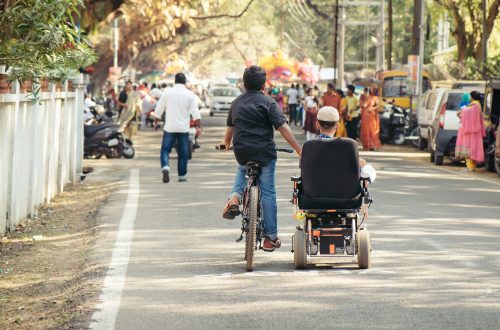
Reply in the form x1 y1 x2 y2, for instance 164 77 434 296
262 237 281 252
222 198 240 220
178 177 187 182
162 169 170 183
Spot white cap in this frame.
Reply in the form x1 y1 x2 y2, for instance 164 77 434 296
317 106 340 122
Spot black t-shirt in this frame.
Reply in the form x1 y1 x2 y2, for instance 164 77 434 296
227 90 287 166
118 91 136 121
118 91 128 112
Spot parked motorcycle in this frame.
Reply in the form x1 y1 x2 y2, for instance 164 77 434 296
379 102 417 146
84 123 135 159
84 105 113 125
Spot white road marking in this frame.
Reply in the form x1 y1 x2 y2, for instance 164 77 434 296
358 268 396 275
421 238 479 268
90 169 140 330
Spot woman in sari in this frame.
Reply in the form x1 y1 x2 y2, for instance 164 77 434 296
455 91 485 172
360 88 381 150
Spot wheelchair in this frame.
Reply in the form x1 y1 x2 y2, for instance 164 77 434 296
291 137 373 269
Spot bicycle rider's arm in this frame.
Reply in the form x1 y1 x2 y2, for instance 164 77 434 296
223 126 233 148
277 124 302 156
359 157 367 168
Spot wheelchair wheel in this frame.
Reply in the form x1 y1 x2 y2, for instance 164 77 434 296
357 229 371 269
293 228 307 269
245 186 259 272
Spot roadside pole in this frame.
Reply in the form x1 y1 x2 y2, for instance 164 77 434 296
333 0 339 85
416 0 425 120
113 18 119 92
338 4 345 89
409 0 425 124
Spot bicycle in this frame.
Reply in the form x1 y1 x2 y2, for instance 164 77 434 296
217 145 294 271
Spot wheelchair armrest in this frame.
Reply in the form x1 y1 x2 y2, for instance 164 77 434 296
291 176 301 182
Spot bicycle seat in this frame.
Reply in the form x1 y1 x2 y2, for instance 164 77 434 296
245 161 262 177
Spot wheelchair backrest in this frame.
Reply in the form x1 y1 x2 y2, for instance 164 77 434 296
300 137 360 199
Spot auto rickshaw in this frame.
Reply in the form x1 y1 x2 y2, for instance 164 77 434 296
375 69 432 112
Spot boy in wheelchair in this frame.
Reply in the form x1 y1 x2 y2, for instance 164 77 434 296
291 106 376 269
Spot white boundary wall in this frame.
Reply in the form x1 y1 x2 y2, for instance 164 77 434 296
0 76 86 234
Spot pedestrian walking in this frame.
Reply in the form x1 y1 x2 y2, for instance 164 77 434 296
117 87 142 140
320 83 342 136
299 83 307 126
137 85 157 128
117 81 132 117
345 84 360 139
360 88 381 151
150 83 164 100
320 83 341 112
286 83 299 125
335 89 347 137
455 91 485 172
152 73 201 183
303 88 320 140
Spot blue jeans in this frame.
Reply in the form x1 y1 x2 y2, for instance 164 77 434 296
160 131 189 176
229 159 278 240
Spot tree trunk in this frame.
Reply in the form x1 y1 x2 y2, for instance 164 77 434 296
473 0 500 62
449 5 468 63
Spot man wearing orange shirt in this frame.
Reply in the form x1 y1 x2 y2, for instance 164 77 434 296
320 82 341 112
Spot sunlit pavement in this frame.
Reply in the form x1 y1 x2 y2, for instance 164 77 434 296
87 110 500 329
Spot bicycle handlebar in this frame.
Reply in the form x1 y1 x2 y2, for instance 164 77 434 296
275 147 294 153
216 145 294 153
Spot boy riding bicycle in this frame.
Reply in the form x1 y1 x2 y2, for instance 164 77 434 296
222 65 302 252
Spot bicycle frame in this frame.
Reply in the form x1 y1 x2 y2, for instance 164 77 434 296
239 163 263 250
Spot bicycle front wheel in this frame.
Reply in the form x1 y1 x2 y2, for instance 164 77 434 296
245 186 259 272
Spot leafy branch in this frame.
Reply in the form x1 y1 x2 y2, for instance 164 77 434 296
0 0 97 90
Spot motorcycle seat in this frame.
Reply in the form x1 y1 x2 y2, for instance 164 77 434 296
84 123 117 138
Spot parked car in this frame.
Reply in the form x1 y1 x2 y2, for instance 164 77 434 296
207 86 241 116
483 77 500 175
428 89 484 165
417 88 446 150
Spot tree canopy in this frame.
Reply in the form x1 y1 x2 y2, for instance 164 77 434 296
0 0 96 87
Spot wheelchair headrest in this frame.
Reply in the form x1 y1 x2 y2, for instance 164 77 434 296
300 137 360 199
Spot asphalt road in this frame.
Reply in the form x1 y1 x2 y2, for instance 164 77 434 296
88 111 500 330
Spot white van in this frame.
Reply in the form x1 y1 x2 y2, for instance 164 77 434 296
417 88 446 150
429 89 475 165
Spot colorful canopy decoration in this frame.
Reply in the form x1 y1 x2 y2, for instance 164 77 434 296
294 58 319 85
253 51 319 84
257 51 296 82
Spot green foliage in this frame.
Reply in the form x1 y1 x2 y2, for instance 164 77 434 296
0 0 97 86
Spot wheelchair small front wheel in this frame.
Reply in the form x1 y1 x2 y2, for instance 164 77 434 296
293 228 307 269
357 229 371 269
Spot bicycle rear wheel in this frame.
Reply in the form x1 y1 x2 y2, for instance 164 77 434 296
245 186 259 272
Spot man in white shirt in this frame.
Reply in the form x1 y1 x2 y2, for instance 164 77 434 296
286 84 299 125
152 73 201 183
